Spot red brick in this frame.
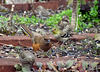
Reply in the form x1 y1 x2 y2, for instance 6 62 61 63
70 33 97 41
0 58 19 72
0 35 55 47
2 0 67 11
33 1 59 10
0 34 98 46
0 65 16 72
0 35 32 46
3 3 30 11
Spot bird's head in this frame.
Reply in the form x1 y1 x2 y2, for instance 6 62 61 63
52 28 61 35
95 34 100 41
43 38 51 44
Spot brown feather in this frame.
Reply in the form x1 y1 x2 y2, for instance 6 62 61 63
21 24 52 52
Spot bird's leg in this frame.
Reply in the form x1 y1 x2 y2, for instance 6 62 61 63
63 41 68 46
57 41 63 48
46 50 53 59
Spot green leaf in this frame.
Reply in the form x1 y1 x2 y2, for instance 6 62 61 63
65 60 74 69
36 62 42 68
47 62 53 70
82 61 89 70
22 65 32 72
90 62 99 70
57 61 65 68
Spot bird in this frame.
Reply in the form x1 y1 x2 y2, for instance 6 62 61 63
57 15 70 30
19 50 35 67
52 15 73 42
16 49 35 72
52 27 70 42
20 24 52 53
88 28 98 33
35 5 50 17
95 34 100 48
67 0 73 9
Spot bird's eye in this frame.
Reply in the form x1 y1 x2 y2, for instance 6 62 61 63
44 38 47 40
54 28 56 30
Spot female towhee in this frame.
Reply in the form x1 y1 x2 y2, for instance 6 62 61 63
21 24 52 53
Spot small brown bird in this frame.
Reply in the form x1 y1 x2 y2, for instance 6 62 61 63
35 5 50 17
21 24 52 53
58 15 70 30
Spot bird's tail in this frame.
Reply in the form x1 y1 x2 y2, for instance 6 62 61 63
20 24 34 38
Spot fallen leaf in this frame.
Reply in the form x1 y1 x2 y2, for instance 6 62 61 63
82 61 89 70
89 62 99 70
65 60 74 69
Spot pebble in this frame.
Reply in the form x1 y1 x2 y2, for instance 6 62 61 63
5 49 11 53
0 50 5 54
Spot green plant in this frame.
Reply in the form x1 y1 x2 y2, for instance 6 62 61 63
0 15 44 35
45 9 72 27
13 15 44 24
77 0 99 32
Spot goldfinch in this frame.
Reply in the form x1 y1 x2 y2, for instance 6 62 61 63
52 27 70 42
95 34 100 48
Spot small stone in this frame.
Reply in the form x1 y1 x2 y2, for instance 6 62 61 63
11 49 15 52
5 49 10 53
0 50 5 54
5 53 9 55
0 56 4 58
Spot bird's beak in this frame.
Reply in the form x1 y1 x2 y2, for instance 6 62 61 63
51 29 54 32
52 29 55 32
47 39 50 43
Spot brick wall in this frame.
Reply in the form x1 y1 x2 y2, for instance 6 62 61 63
33 1 59 10
3 0 67 11
58 0 67 6
3 3 30 11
